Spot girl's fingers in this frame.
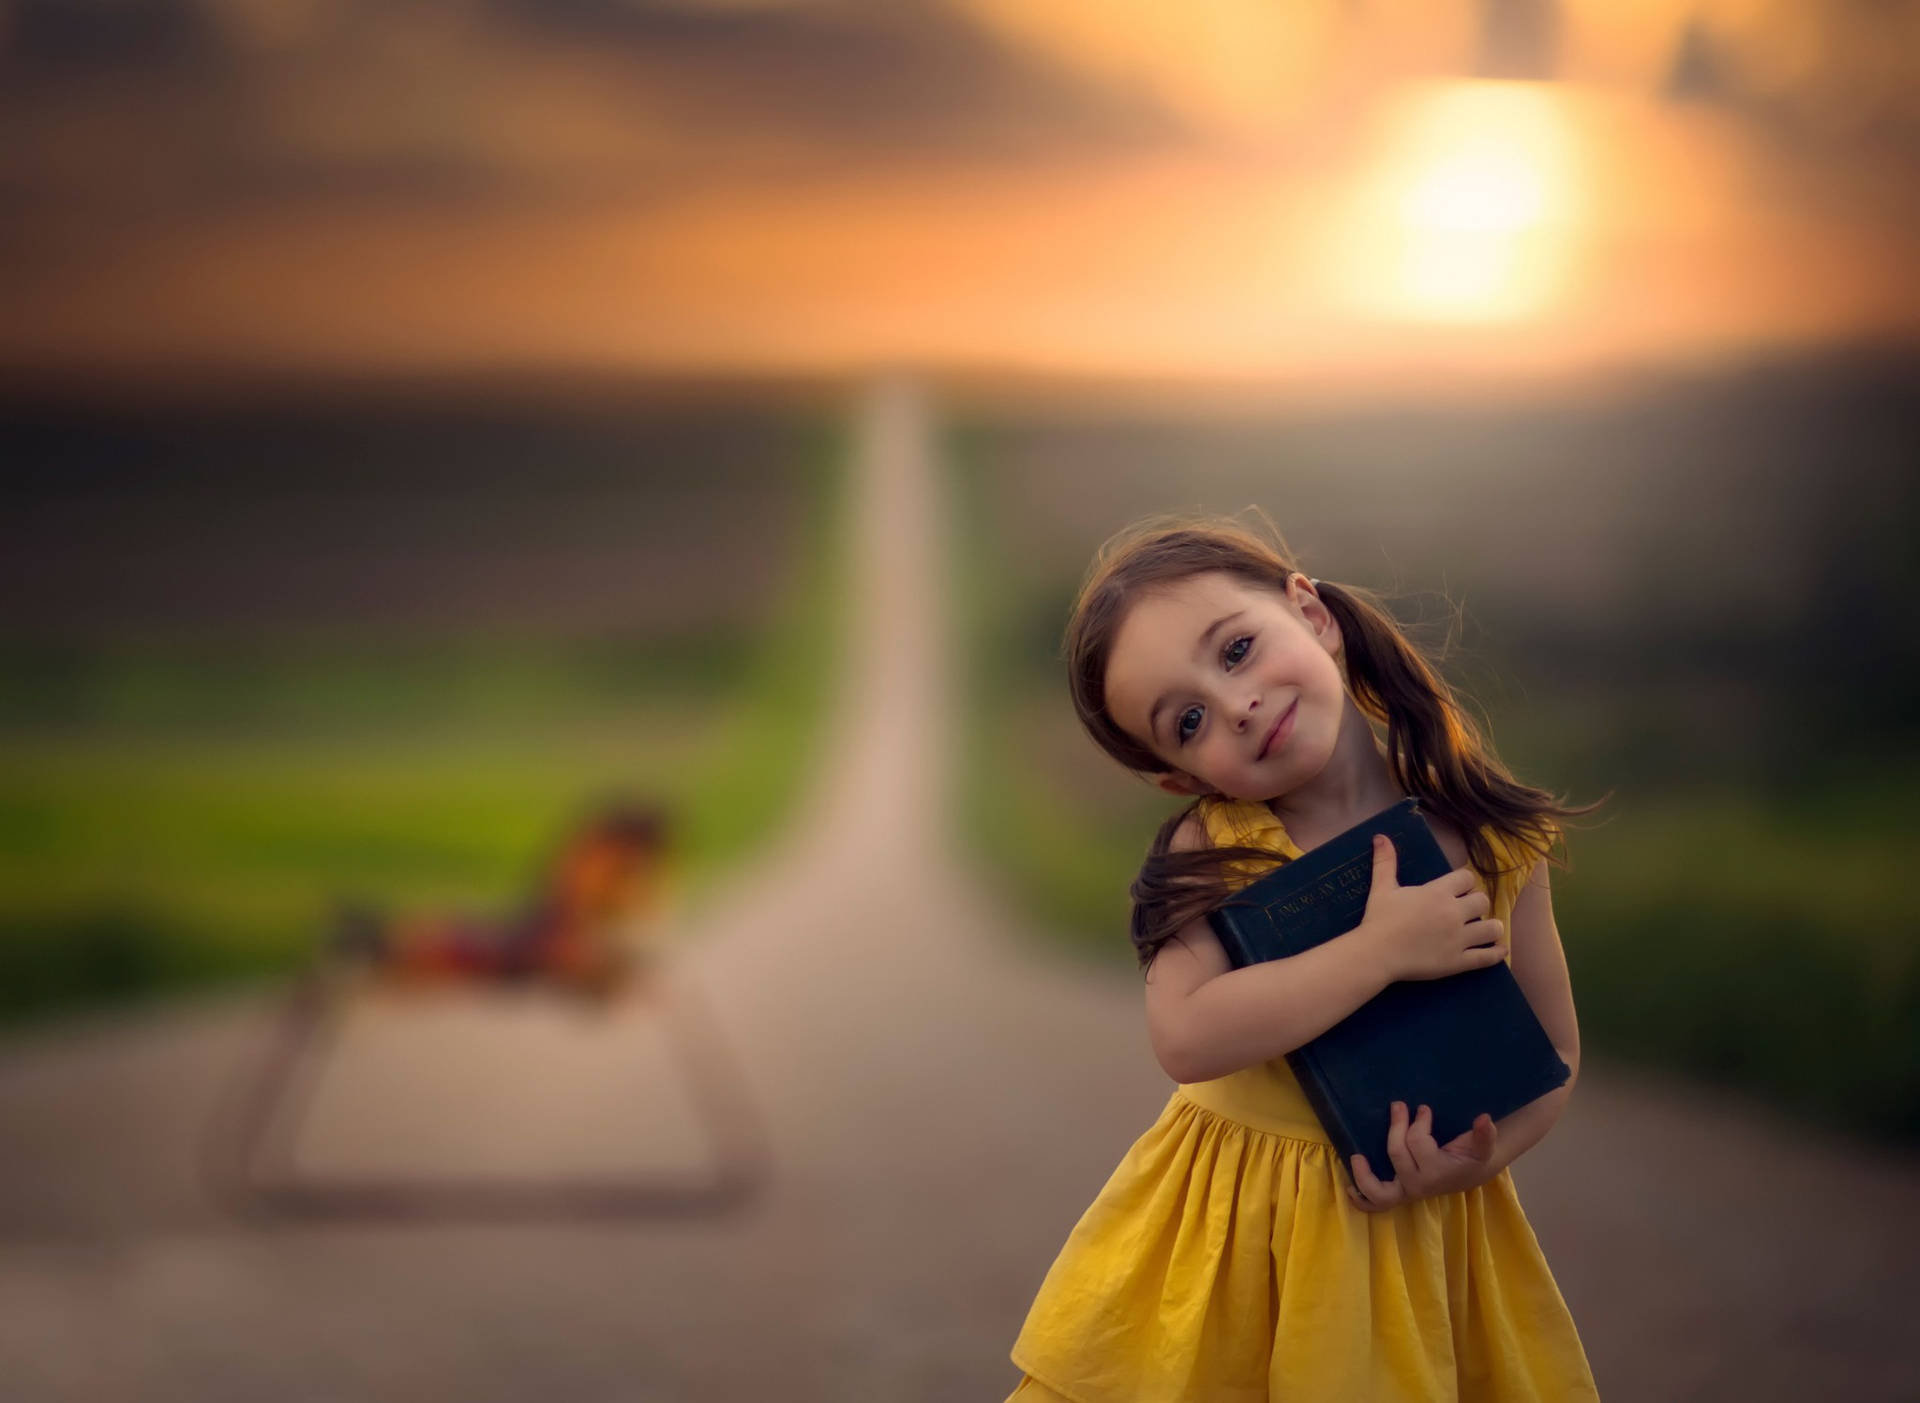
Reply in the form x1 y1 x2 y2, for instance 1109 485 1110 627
1475 1113 1499 1156
1404 1104 1439 1175
1442 1114 1499 1160
1384 1101 1415 1179
1347 1182 1388 1213
1349 1153 1396 1208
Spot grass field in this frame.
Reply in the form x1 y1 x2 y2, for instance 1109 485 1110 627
0 396 849 1028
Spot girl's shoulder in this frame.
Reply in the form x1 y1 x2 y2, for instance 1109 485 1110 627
1167 809 1208 853
1484 816 1562 875
1189 795 1302 861
1149 797 1287 861
1468 818 1562 915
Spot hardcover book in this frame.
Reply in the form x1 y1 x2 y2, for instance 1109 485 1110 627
1205 797 1571 1188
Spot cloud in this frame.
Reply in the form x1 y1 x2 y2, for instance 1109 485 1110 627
0 0 1184 214
949 0 1480 138
6 0 1915 221
952 0 1920 150
1 0 220 73
1 0 1913 382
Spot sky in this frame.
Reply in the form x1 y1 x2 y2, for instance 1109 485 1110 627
1 0 1916 391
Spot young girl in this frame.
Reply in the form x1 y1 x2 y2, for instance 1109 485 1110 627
1003 517 1602 1402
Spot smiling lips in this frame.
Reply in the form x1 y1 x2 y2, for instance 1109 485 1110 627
1257 699 1298 760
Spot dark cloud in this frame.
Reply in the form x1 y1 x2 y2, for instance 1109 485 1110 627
1663 19 1732 105
0 0 1184 215
489 0 1177 160
1473 0 1560 82
2 0 220 74
1671 2 1920 155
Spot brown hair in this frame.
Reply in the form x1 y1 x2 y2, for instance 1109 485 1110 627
1064 513 1605 970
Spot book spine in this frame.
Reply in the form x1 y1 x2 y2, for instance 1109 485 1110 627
1285 1045 1367 1178
1206 908 1256 967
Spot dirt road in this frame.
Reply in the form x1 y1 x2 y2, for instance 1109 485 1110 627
1 378 1915 1402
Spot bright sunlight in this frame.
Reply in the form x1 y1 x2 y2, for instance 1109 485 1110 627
1327 81 1590 324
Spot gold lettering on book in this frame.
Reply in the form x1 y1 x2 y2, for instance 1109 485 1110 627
1261 856 1371 923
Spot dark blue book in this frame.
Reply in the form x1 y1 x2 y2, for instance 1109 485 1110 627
1206 797 1571 1189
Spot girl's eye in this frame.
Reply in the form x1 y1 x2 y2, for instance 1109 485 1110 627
1223 635 1252 667
1175 706 1204 743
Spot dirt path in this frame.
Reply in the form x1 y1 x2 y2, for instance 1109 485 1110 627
1 378 1916 1402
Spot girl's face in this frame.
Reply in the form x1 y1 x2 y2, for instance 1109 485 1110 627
1103 570 1346 802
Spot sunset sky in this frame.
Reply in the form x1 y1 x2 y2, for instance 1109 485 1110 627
2 0 1916 391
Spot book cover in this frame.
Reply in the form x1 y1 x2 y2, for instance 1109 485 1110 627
1205 797 1571 1188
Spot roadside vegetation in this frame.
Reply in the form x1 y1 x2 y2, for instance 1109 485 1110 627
0 399 848 1028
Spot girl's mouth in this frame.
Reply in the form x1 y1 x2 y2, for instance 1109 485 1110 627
1257 699 1298 760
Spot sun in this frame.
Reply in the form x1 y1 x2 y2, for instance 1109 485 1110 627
1327 81 1590 324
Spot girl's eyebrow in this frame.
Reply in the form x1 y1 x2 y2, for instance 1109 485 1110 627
1146 611 1245 740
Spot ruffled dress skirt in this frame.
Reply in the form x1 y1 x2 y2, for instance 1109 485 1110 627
1006 796 1598 1401
1004 1069 1600 1403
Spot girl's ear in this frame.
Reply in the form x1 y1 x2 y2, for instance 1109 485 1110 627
1155 772 1212 798
1291 573 1341 658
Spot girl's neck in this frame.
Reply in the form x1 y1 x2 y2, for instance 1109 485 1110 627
1263 694 1403 839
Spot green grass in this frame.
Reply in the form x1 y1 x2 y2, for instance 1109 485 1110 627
673 437 850 880
0 722 703 1019
0 421 850 1030
1551 786 1920 1142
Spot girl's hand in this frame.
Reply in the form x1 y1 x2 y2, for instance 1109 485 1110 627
1343 1102 1499 1212
1359 836 1508 982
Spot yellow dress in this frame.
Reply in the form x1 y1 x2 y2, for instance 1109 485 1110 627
1005 796 1599 1403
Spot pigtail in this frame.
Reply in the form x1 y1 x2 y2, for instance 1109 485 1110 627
1128 801 1279 970
1317 578 1595 888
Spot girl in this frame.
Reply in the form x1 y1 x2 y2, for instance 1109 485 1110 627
1004 517 1602 1402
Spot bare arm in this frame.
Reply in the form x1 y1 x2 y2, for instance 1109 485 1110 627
1143 815 1398 1084
1145 917 1398 1085
1143 817 1511 1085
1481 856 1581 1174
